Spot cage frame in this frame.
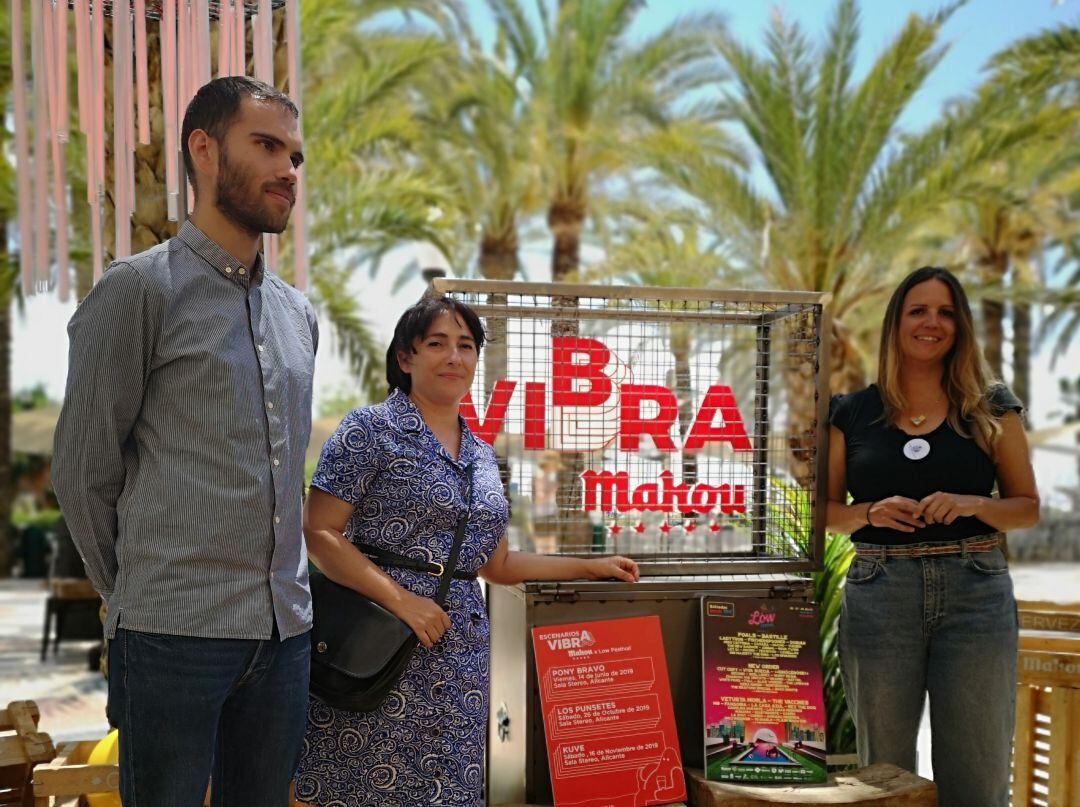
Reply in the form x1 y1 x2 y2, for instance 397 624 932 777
433 279 832 575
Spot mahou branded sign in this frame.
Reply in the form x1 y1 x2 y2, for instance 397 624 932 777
460 336 751 516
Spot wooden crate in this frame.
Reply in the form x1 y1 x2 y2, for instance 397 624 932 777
0 701 55 806
31 740 115 807
1012 600 1080 807
31 741 309 807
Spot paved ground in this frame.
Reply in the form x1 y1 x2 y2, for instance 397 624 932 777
2 564 1077 756
0 579 107 742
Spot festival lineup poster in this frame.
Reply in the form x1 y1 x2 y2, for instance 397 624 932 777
532 616 686 807
701 598 828 784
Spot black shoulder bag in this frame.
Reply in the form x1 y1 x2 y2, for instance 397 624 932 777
308 465 474 712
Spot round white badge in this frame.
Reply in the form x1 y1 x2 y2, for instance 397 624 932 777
903 437 931 461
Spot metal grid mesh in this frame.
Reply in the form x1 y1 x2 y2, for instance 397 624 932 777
436 281 828 574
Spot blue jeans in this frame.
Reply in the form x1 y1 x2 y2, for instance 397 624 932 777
107 626 310 807
838 541 1017 807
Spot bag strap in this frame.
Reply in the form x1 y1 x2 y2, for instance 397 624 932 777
434 463 474 608
353 545 477 580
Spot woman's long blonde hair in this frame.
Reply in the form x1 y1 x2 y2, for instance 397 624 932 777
877 267 1003 455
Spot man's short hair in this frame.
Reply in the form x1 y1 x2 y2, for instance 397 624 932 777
180 76 299 191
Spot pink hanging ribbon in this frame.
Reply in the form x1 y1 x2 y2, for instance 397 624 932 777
161 0 180 221
11 0 33 294
235 0 246 75
285 0 306 290
113 0 129 258
92 0 106 279
74 0 89 134
135 0 151 144
30 0 50 288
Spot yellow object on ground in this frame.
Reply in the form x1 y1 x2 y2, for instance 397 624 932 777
84 729 121 807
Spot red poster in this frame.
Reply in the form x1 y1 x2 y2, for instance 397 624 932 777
532 616 686 807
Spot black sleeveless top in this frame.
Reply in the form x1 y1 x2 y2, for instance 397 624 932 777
828 384 1022 545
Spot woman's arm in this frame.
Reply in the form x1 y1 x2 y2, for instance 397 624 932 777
479 535 639 586
824 426 870 534
305 488 451 648
913 411 1040 530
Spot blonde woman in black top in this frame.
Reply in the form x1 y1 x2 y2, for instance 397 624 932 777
826 266 1039 807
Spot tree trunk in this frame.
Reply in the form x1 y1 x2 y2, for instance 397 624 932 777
104 22 174 267
547 198 589 548
479 234 519 495
1012 300 1031 412
787 316 865 489
548 198 584 282
670 324 697 487
0 218 11 577
979 253 1008 380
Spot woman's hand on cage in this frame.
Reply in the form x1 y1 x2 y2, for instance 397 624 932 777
389 590 452 648
867 496 925 532
584 556 640 583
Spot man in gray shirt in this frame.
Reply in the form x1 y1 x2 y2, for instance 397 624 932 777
53 76 316 807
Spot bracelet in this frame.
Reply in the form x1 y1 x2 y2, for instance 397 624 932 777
865 501 876 528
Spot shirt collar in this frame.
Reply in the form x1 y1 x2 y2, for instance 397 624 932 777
386 389 481 468
176 219 265 287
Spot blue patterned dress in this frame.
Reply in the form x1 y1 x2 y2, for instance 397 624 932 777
295 391 509 806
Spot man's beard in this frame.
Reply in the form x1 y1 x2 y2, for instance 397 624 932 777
214 147 292 236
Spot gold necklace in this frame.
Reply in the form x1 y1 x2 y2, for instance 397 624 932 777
908 395 944 427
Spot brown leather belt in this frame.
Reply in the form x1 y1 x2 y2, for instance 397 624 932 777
853 533 1004 559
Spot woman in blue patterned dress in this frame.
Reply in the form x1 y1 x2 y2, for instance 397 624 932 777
295 296 639 806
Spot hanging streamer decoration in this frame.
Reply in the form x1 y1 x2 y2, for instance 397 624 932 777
9 0 307 299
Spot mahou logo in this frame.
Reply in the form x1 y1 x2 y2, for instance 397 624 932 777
460 336 752 515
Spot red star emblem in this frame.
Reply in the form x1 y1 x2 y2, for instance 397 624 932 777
609 523 622 535
659 523 672 534
634 522 646 534
684 520 696 533
709 521 721 533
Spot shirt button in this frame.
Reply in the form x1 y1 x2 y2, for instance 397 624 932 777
266 401 274 410
257 344 264 352
274 516 281 524
224 266 233 274
272 458 280 467
238 267 247 275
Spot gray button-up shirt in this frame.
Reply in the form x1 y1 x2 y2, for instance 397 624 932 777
52 220 318 640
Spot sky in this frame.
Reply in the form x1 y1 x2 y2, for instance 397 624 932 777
12 0 1080 501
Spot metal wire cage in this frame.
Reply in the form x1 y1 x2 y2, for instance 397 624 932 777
434 279 832 575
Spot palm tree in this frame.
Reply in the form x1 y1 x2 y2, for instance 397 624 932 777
0 1 14 576
651 0 1069 478
481 0 726 541
298 0 466 399
486 0 727 282
918 141 1080 407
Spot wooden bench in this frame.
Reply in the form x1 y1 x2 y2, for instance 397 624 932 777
686 764 936 806
0 701 55 805
1012 600 1080 807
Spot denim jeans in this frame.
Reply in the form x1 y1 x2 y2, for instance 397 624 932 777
107 626 310 807
838 540 1017 807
